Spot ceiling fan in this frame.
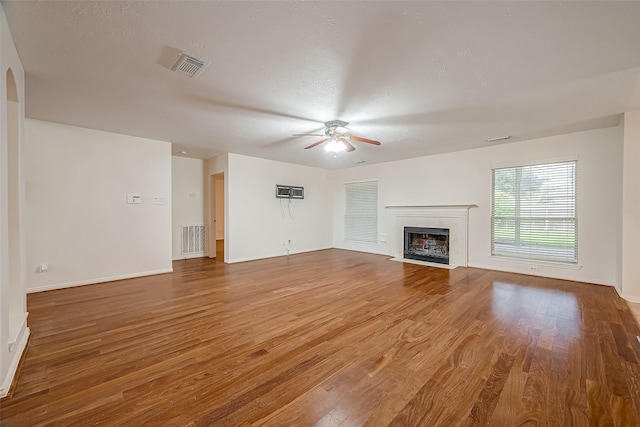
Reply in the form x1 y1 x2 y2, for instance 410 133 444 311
292 120 381 153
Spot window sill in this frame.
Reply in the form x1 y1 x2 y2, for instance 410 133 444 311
490 255 582 270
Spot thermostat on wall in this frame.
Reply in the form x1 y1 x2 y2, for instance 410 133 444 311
126 194 142 204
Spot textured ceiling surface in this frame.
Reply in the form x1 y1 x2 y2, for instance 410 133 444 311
4 1 640 169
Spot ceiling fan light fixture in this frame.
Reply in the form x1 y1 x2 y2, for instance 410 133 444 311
324 137 346 153
296 119 381 153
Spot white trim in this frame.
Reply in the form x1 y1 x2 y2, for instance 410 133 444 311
172 253 206 261
8 312 28 350
226 246 332 264
621 295 640 303
344 177 378 184
0 320 30 398
614 286 640 303
489 255 583 270
334 240 388 256
389 257 456 270
26 268 174 293
468 262 611 286
490 155 579 170
490 160 578 265
388 206 472 268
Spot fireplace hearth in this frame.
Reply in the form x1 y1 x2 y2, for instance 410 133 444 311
404 227 450 265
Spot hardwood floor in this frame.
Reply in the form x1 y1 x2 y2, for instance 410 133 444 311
628 301 640 327
2 249 640 426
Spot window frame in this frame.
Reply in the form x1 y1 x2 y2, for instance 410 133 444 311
344 178 379 245
490 159 578 264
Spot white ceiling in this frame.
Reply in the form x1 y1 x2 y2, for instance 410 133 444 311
4 1 640 169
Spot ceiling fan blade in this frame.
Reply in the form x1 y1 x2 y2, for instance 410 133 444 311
304 139 327 149
340 138 356 152
292 133 324 137
350 135 381 145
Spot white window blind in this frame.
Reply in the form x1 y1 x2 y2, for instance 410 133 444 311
345 180 378 243
492 161 577 263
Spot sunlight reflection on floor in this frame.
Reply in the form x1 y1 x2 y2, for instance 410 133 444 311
491 281 580 340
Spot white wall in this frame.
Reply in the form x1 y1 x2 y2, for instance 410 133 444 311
0 2 29 397
226 153 333 263
24 119 173 292
332 127 623 286
615 119 625 294
171 156 204 260
621 111 640 301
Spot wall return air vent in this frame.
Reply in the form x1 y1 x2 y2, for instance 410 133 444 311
171 53 209 78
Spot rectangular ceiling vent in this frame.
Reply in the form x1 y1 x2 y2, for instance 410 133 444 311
171 53 208 78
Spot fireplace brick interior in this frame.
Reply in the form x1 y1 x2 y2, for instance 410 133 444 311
404 227 450 265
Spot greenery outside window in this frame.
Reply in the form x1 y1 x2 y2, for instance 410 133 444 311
492 161 577 263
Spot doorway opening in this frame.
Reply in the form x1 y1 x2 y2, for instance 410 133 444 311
210 173 225 261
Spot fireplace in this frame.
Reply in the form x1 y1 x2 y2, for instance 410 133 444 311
404 227 450 265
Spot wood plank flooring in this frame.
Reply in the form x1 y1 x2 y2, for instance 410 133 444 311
628 301 640 327
2 249 640 426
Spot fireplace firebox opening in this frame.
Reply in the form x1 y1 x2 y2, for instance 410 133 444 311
404 227 450 265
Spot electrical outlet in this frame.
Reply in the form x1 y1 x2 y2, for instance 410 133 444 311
380 234 387 243
530 266 538 272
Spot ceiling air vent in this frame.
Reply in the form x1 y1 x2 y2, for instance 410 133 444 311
171 53 208 78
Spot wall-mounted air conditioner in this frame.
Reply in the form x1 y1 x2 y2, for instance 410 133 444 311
276 185 304 199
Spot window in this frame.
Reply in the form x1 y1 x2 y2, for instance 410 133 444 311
492 161 577 263
345 180 378 243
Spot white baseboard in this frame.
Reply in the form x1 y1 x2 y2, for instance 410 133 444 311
0 319 30 398
172 253 206 261
467 262 611 287
614 287 640 303
26 268 174 294
226 246 332 264
389 257 456 269
622 295 640 303
333 241 389 256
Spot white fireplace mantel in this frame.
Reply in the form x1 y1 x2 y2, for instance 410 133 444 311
386 205 476 268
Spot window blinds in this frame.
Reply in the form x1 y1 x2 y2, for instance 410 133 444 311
344 180 378 243
492 161 577 263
